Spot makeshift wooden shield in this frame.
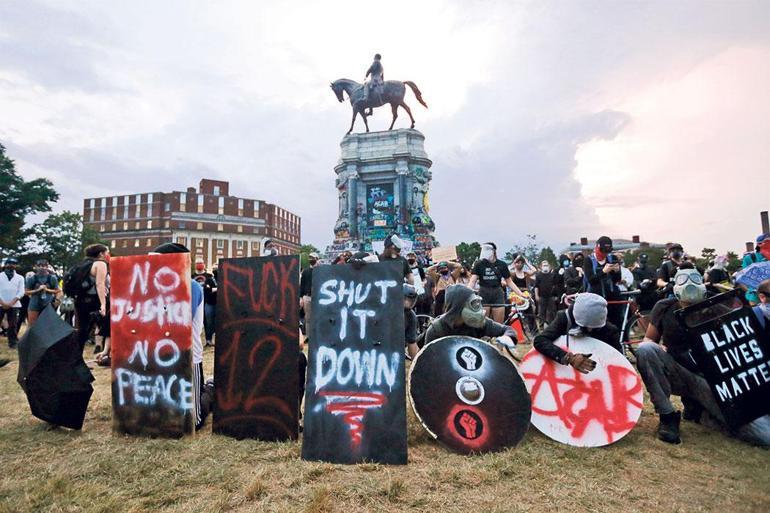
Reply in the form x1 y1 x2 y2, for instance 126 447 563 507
409 336 531 454
213 255 300 440
302 261 407 464
519 336 642 447
110 253 194 437
676 290 770 428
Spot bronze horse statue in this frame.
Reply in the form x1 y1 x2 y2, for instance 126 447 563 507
330 78 428 134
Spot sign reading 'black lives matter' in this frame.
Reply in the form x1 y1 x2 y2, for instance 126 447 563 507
302 261 407 465
677 291 770 428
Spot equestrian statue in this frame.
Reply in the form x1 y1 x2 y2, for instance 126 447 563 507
331 53 428 135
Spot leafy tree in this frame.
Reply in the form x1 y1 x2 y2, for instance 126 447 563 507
622 247 666 270
697 247 717 270
725 251 742 274
505 234 542 265
0 142 59 253
536 247 558 268
456 242 481 268
299 243 320 269
31 211 105 273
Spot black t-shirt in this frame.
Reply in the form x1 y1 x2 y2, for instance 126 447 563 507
657 260 679 284
534 271 556 297
300 267 314 297
650 297 698 372
193 273 217 305
511 272 528 290
472 259 510 289
378 254 411 278
405 309 418 344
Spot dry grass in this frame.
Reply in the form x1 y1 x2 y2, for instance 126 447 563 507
0 337 768 513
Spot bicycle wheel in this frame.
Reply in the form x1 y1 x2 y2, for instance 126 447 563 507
625 316 649 357
415 314 433 348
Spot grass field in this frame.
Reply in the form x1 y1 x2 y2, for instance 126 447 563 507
0 337 768 513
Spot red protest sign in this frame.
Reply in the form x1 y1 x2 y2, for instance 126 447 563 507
110 253 194 437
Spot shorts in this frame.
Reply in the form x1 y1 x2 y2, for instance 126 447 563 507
478 286 505 307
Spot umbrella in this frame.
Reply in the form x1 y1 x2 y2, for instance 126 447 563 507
17 306 94 429
735 260 770 290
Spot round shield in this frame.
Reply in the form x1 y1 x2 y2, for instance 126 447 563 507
518 335 643 447
409 336 531 454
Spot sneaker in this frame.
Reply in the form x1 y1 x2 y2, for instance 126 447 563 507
657 411 682 444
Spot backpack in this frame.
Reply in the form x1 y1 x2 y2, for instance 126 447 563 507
63 259 95 299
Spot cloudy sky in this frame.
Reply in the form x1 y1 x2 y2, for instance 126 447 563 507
2 0 769 255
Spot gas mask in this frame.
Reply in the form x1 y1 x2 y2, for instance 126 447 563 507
673 269 706 304
480 244 495 261
461 294 486 328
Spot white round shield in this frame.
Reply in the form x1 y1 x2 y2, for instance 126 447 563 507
518 335 643 447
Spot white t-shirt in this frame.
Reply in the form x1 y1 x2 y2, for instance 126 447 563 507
191 279 204 364
0 271 25 308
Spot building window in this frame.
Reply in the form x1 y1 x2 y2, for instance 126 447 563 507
176 237 187 246
90 210 95 221
197 222 203 230
123 222 128 230
135 194 141 204
213 185 220 195
109 197 115 207
164 220 170 228
217 223 223 231
237 225 243 233
146 239 152 247
110 240 116 249
135 205 140 217
238 198 244 209
89 198 95 208
100 207 105 220
135 221 140 230
111 223 116 231
148 193 154 203
179 222 186 229
147 220 152 229
147 204 152 217
237 240 244 249
198 194 204 213
218 197 225 208
100 224 105 232
164 202 170 211
122 240 128 248
217 240 224 249
134 240 140 247
196 239 204 248
123 205 129 219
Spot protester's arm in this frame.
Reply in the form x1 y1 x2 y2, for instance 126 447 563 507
12 277 24 306
505 277 525 297
533 312 570 362
94 261 108 316
468 274 478 289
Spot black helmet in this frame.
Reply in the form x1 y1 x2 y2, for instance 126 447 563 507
374 53 382 60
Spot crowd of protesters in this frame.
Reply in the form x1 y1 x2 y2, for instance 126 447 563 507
2 230 770 446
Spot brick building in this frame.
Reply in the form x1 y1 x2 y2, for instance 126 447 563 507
83 179 301 268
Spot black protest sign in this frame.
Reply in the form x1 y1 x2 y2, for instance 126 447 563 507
302 261 407 465
677 290 770 427
213 256 300 441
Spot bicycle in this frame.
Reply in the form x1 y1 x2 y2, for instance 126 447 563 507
607 290 650 360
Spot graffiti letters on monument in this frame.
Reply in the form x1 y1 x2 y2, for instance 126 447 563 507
110 253 194 437
302 261 407 464
213 256 300 440
676 291 770 428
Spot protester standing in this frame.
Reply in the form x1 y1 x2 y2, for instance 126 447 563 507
583 237 623 331
0 257 25 348
377 234 414 285
632 253 657 311
74 245 111 355
426 260 461 316
193 260 217 347
469 242 525 323
534 260 557 327
563 252 585 295
299 252 320 340
24 259 60 326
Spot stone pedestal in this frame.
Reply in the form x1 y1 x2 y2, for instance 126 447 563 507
326 129 436 258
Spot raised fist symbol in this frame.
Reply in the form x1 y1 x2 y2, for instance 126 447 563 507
459 412 478 439
460 349 477 370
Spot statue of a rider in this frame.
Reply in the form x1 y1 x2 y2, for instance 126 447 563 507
363 53 384 115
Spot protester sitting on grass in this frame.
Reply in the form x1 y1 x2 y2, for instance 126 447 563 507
424 284 516 350
533 293 621 374
636 265 770 446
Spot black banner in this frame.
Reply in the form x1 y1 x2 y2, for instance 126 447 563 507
677 290 770 427
302 261 407 464
213 255 300 441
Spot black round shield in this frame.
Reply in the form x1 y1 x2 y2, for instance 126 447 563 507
408 336 531 454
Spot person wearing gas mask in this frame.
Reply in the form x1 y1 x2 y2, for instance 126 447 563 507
423 284 517 351
193 260 218 347
469 242 526 324
24 258 60 326
636 265 770 446
632 253 657 311
533 292 621 374
0 257 25 348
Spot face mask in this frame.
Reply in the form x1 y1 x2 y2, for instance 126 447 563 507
562 261 570 268
573 257 584 267
541 265 550 273
673 269 706 304
440 269 450 276
408 258 416 266
195 264 205 272
461 295 486 328
309 259 318 267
